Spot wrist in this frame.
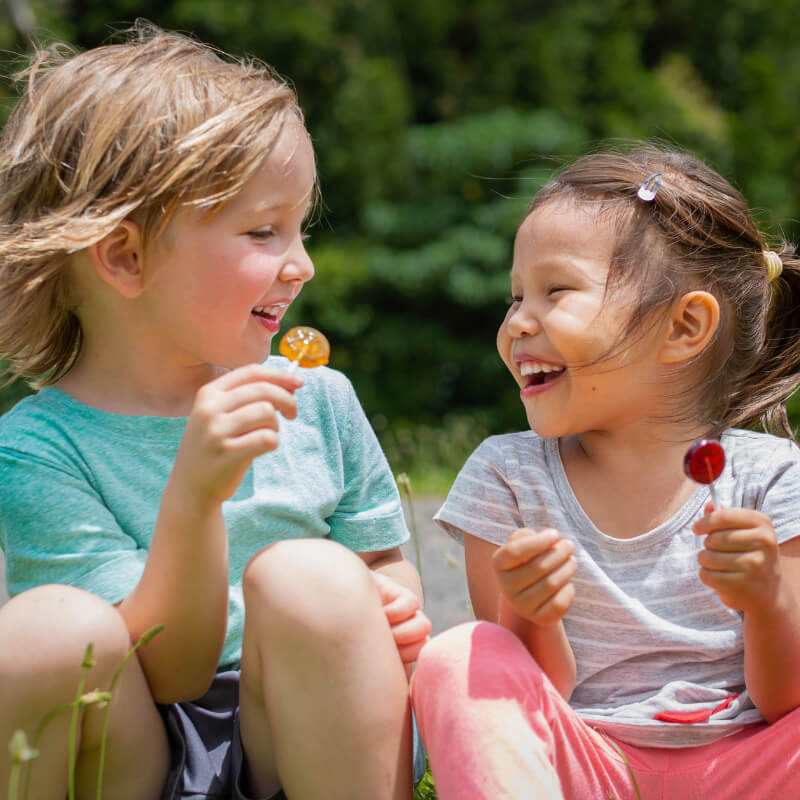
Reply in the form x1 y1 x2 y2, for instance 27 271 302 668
745 576 796 620
161 473 224 527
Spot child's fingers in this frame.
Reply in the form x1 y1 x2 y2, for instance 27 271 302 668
524 582 576 627
497 537 574 595
390 611 432 646
505 554 577 623
222 427 281 457
493 528 560 571
208 363 304 393
698 548 763 573
208 383 299 424
702 526 777 554
692 507 770 537
218 396 299 440
381 591 421 625
215 380 300 418
398 638 429 666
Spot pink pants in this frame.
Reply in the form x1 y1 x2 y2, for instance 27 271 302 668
411 622 800 799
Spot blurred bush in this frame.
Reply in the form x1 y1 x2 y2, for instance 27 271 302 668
1 0 798 477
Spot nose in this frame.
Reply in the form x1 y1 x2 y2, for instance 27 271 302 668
280 236 315 285
504 302 540 338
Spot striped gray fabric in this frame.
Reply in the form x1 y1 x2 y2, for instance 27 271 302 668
435 429 800 747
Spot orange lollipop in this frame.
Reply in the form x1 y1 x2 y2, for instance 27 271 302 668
279 326 330 374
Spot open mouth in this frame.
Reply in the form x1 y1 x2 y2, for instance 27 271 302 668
525 372 562 387
520 361 565 388
251 303 285 332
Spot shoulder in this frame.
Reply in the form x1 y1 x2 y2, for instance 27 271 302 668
466 430 546 472
0 389 75 457
722 428 800 478
266 357 365 450
722 429 800 538
268 356 354 409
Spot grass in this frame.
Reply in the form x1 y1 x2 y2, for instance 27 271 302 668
377 412 490 498
414 763 438 800
6 626 163 800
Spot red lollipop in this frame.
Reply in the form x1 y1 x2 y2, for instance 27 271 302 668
683 438 725 509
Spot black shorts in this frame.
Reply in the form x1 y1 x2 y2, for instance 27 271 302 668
159 670 425 799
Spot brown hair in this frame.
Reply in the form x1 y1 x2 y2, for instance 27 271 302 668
0 20 312 386
529 143 800 438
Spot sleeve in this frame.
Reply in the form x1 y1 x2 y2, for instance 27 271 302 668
0 448 146 603
753 438 800 546
434 436 524 545
325 379 410 553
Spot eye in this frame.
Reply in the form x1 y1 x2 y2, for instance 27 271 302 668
506 295 522 305
248 227 275 241
547 286 570 296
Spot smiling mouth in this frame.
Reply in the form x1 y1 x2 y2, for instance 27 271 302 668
519 361 565 387
525 372 563 388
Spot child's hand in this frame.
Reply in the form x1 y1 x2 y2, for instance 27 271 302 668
370 572 431 667
693 502 782 613
172 364 303 507
493 528 576 626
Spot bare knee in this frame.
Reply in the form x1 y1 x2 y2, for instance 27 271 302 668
0 585 134 704
243 538 378 640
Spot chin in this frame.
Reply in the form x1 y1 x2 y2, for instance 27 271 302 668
524 409 566 440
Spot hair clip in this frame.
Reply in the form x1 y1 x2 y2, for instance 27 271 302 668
762 250 783 283
637 172 662 202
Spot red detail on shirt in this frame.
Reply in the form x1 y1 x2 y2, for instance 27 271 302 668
654 691 743 724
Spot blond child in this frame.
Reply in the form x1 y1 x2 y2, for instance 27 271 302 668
412 145 800 798
0 23 429 800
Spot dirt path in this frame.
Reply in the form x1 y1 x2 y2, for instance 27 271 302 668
399 496 474 634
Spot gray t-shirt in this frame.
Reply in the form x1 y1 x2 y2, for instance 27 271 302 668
0 358 409 669
435 428 800 748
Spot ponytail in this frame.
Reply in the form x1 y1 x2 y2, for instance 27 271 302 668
726 244 800 439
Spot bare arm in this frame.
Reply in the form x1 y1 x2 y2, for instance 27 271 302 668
117 482 229 704
465 533 576 699
694 505 800 722
119 365 302 703
360 546 424 606
743 537 800 722
359 547 430 670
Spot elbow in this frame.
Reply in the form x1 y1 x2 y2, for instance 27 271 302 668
149 667 217 705
143 649 220 704
550 664 576 702
759 701 800 726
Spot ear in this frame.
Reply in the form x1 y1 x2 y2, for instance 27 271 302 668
659 290 720 364
86 220 145 299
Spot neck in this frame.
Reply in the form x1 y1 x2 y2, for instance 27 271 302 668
569 416 713 474
558 418 715 539
54 328 222 417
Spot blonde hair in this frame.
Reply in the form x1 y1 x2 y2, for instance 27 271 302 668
529 143 800 438
0 21 311 385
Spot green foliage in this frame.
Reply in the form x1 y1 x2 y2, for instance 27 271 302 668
413 763 438 800
0 368 31 415
6 626 162 800
0 0 798 446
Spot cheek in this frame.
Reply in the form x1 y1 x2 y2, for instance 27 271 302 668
496 321 511 369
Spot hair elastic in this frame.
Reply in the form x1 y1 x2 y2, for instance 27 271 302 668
762 250 783 283
637 172 662 202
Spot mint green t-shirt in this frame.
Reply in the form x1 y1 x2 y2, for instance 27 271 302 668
0 359 409 668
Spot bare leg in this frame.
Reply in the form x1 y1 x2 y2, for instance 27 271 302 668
238 539 414 800
0 585 169 800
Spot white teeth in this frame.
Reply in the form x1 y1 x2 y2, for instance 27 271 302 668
253 303 286 315
519 361 565 376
